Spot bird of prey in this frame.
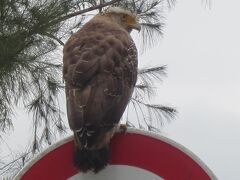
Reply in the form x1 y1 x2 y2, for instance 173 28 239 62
63 7 140 173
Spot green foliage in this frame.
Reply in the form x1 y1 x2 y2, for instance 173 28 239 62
0 0 79 149
127 66 177 131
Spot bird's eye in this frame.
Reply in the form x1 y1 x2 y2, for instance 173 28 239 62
122 14 128 20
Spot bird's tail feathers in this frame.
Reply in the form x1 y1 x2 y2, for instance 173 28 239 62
73 145 110 173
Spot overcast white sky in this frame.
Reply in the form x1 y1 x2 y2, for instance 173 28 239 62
1 0 240 179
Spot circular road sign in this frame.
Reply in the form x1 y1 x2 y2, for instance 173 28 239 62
15 128 217 180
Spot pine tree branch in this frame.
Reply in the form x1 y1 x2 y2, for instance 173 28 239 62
51 0 122 24
0 151 31 171
43 33 64 46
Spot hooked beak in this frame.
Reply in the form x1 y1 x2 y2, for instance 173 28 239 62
132 22 141 32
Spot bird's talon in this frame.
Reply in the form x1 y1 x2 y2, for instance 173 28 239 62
118 124 127 133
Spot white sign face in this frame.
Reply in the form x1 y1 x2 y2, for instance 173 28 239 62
68 165 164 180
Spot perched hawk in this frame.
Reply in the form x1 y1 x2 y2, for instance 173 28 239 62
63 7 140 173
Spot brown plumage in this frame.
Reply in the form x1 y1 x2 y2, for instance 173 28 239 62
63 7 140 173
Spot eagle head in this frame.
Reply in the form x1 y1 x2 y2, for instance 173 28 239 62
104 7 141 33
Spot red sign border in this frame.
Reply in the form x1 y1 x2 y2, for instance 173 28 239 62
14 128 217 179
